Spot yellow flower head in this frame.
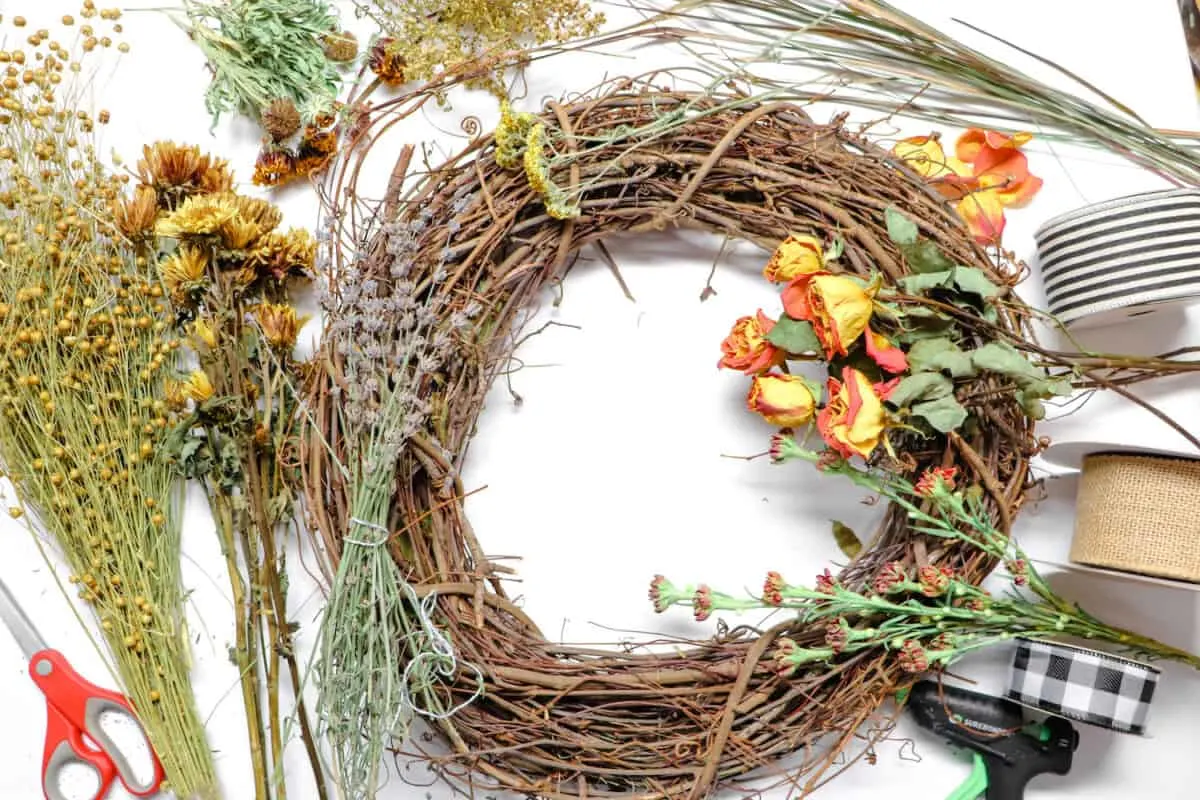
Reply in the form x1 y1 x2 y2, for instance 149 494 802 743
253 303 306 351
781 273 875 360
495 101 537 169
182 370 214 403
216 193 282 251
248 228 317 280
764 235 825 283
817 368 888 459
114 184 160 239
137 141 233 196
156 194 238 239
747 373 817 428
159 246 208 296
190 317 217 349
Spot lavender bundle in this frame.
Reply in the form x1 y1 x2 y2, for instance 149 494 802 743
315 207 482 799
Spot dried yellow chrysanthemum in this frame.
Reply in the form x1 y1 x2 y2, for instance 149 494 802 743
114 184 159 238
189 317 217 349
181 370 214 403
156 194 238 238
248 228 317 280
253 302 306 350
137 140 233 199
159 246 208 297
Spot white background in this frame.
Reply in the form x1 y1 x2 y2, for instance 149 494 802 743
1 0 1199 798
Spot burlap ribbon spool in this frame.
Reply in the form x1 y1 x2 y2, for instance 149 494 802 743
1070 453 1200 582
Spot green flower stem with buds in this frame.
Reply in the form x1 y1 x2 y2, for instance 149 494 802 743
651 441 1200 677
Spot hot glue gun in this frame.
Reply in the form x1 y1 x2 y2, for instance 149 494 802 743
906 679 1079 800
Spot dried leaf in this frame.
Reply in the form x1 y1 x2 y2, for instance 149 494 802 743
832 519 862 559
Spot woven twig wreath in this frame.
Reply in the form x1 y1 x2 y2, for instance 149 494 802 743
306 81 1035 798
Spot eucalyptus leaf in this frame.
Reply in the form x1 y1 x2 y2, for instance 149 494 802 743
899 270 954 295
886 372 955 407
911 395 969 433
970 342 1046 385
766 315 821 355
885 207 919 245
900 239 957 274
907 337 976 378
952 266 1001 299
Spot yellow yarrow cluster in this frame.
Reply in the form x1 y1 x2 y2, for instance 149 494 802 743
520 122 579 220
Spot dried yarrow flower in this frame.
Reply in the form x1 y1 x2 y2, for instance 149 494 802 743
762 571 785 605
692 585 713 622
261 97 302 142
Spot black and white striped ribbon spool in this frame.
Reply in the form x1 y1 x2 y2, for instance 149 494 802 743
1034 188 1200 329
1006 637 1160 735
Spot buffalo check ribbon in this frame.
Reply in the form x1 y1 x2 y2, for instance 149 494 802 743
1006 637 1160 735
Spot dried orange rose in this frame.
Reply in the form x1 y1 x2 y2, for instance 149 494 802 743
763 234 825 283
747 373 817 427
718 311 784 374
817 368 889 459
781 273 874 359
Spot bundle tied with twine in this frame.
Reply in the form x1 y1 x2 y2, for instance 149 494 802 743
302 78 1038 798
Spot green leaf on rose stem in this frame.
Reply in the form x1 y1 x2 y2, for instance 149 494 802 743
899 270 955 295
907 337 976 378
766 315 822 355
885 372 956 407
832 520 863 559
970 342 1054 391
952 266 1002 299
912 394 966 433
900 239 957 274
885 207 919 245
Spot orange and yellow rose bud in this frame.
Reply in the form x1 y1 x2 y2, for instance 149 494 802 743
718 310 784 374
817 368 888 459
781 273 875 359
864 328 908 374
763 234 825 283
747 373 817 428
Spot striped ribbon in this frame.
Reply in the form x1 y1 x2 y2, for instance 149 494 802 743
1034 188 1200 329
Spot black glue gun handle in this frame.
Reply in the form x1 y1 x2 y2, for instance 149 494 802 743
983 759 1032 800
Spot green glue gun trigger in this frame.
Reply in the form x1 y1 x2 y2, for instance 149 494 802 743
906 680 1079 800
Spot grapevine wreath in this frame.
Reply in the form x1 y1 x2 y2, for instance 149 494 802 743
302 78 1060 798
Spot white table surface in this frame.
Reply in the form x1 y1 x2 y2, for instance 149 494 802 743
1 1 1199 798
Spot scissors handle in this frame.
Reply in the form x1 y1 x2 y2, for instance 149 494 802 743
29 649 165 798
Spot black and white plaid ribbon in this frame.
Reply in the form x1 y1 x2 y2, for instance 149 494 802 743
1006 637 1160 735
1034 188 1200 329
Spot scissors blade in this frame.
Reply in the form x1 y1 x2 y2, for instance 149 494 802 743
0 575 48 659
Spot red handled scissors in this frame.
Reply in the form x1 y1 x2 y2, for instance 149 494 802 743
0 576 165 800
